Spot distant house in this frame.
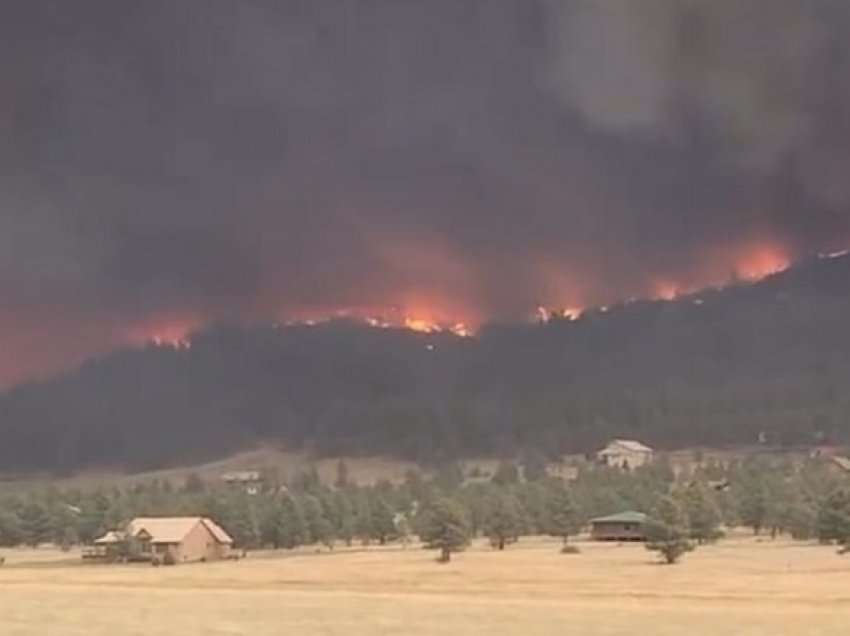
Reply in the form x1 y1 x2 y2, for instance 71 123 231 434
828 456 850 474
597 439 654 469
91 517 233 564
221 471 263 495
590 511 648 541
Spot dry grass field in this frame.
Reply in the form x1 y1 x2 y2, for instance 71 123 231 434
2 536 850 635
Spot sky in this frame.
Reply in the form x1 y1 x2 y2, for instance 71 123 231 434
3 0 850 387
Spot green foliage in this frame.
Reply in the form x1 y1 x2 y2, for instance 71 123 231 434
483 493 523 550
679 483 723 544
417 497 471 563
334 460 350 490
548 487 579 545
18 502 52 547
0 509 23 546
521 450 549 482
302 495 335 548
817 489 850 546
492 461 520 486
645 495 695 565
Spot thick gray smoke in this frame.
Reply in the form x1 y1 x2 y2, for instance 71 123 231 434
2 0 850 386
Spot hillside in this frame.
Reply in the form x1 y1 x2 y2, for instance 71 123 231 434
2 252 850 475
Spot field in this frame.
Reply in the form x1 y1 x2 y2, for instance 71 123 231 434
3 536 850 635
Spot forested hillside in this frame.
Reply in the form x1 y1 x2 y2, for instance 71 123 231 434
2 253 850 475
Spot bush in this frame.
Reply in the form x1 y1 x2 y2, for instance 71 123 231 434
162 551 177 566
561 544 581 555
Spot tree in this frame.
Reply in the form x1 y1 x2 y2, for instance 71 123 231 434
0 509 23 547
737 475 768 535
817 489 850 548
521 450 549 482
18 502 52 547
548 487 579 548
277 496 307 549
645 495 694 565
334 460 350 490
333 493 356 546
370 497 397 545
417 497 471 563
302 495 335 549
679 483 723 544
492 461 520 486
183 473 205 494
483 493 523 550
261 496 306 549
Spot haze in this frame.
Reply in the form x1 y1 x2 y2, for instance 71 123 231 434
3 0 850 387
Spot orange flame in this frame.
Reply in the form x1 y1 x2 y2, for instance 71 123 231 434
733 244 790 280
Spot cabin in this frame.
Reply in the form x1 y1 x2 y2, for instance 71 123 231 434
221 471 264 495
597 439 653 469
91 517 233 564
590 511 648 541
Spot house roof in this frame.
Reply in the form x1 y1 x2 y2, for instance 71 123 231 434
599 439 653 454
830 456 850 472
590 511 648 524
93 530 125 545
201 518 234 544
127 517 233 544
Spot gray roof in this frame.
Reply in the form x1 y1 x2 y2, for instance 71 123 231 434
599 439 653 454
590 511 648 524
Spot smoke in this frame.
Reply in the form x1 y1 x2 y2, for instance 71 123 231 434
2 0 850 386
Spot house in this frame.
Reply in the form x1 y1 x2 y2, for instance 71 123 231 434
221 471 264 495
828 455 850 474
92 517 233 564
590 511 648 541
597 439 654 469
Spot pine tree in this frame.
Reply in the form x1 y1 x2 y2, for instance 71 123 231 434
18 501 53 547
817 489 850 548
333 493 356 546
548 487 579 548
483 493 523 550
418 497 470 563
370 497 397 545
492 461 520 486
302 495 335 549
0 509 23 546
737 475 768 535
277 496 307 549
680 483 723 544
645 495 694 565
334 460 350 490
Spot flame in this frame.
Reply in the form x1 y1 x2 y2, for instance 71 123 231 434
653 281 680 301
125 315 200 350
733 244 789 280
404 317 441 333
536 306 583 323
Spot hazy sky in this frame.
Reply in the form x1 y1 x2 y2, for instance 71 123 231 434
3 0 850 386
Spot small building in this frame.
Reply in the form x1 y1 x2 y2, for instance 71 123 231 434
828 456 850 474
221 471 263 495
92 517 233 564
597 439 654 469
590 511 648 541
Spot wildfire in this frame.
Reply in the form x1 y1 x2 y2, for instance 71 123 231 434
652 281 680 301
404 317 442 334
536 306 583 323
125 316 200 350
733 244 790 281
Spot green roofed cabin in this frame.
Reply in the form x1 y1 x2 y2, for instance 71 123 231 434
590 511 648 541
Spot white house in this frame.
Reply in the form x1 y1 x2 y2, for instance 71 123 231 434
597 439 654 469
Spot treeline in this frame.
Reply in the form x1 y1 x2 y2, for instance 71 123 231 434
3 455 850 563
3 254 850 475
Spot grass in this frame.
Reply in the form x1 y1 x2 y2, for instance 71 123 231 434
3 535 850 635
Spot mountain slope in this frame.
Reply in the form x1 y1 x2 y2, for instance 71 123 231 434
2 253 850 475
